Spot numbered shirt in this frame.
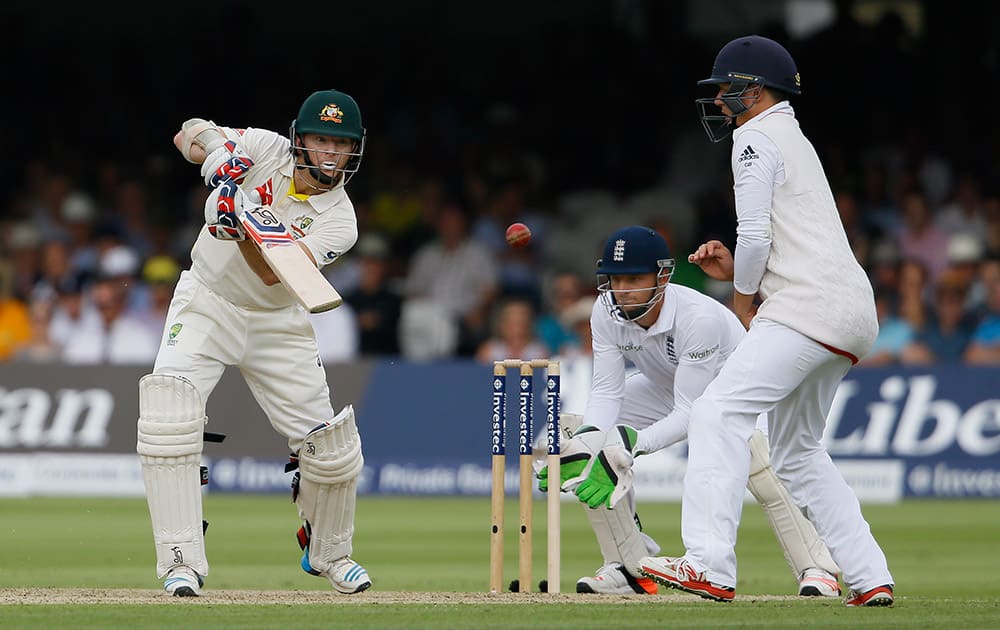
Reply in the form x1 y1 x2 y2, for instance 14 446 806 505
584 284 747 453
189 127 358 310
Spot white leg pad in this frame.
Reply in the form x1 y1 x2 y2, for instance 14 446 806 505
584 500 650 577
136 374 208 578
747 430 840 578
297 405 364 573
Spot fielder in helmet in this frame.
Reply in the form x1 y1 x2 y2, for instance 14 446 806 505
596 225 675 323
639 37 894 606
696 35 801 142
539 225 845 598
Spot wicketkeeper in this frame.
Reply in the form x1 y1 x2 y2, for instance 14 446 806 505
538 226 841 597
137 89 371 597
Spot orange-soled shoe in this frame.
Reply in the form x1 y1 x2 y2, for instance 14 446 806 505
844 584 894 607
638 556 734 602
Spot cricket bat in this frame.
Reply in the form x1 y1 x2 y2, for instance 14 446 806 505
239 206 343 313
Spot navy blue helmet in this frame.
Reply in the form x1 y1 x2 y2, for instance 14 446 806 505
596 226 675 321
696 35 800 142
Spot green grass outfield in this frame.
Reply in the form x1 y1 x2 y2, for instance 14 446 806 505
1 496 998 628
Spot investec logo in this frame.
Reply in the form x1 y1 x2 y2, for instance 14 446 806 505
825 375 1000 457
491 378 504 455
0 387 113 448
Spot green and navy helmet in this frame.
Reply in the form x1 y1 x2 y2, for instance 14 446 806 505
289 89 366 187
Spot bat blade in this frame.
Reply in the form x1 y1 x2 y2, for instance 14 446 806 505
240 206 343 313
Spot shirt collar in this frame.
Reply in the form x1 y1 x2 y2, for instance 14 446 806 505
282 170 347 213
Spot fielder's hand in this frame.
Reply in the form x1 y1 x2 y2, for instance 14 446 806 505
204 181 261 240
536 425 604 493
574 425 640 509
688 240 735 282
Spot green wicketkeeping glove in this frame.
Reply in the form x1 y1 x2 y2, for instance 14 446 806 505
537 425 605 492
574 425 640 509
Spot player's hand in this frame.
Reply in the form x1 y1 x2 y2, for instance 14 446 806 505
688 240 735 281
205 181 261 240
201 140 255 187
536 425 604 493
574 425 639 509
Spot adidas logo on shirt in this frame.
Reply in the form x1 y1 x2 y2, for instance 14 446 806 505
737 145 759 164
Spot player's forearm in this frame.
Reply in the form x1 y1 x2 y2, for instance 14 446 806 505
237 239 280 285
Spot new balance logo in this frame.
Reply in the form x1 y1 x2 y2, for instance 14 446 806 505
737 145 759 164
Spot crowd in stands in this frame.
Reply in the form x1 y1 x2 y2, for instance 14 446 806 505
2 145 1000 369
3 5 999 368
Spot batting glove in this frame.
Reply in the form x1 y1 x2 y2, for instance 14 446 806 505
574 425 641 509
201 140 255 188
205 181 261 241
536 425 604 493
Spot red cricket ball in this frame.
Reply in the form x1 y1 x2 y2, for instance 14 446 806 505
505 222 532 248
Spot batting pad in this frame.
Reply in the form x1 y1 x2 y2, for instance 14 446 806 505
297 405 365 572
747 430 840 579
137 374 208 578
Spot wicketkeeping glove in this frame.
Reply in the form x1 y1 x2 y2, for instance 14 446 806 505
536 425 605 493
574 425 641 509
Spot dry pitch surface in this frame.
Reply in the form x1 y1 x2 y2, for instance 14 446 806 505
0 588 804 605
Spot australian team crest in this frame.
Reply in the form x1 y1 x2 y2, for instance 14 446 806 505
291 216 314 238
167 323 183 346
319 104 344 123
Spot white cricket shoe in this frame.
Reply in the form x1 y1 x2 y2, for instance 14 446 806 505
323 556 372 594
798 568 841 597
163 565 203 597
576 562 657 594
638 556 735 602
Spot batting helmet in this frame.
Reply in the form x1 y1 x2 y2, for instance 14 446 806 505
696 35 800 142
289 89 366 187
596 226 675 321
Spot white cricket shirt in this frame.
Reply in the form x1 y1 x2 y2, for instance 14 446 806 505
731 102 878 359
189 127 358 310
584 284 746 453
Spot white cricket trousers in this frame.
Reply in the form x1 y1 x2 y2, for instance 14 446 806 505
153 271 336 452
681 318 893 592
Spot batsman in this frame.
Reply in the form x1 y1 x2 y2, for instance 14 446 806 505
137 89 371 596
539 226 841 597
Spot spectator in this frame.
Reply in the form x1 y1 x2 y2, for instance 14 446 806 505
859 292 914 367
896 258 932 333
553 295 596 414
936 172 986 239
0 261 32 361
309 303 361 364
60 273 159 365
474 297 550 364
900 269 977 364
944 233 986 312
48 272 100 352
16 297 59 363
894 189 950 281
403 203 499 355
138 255 182 341
30 238 74 305
342 234 402 356
58 191 100 279
535 270 586 355
964 256 1000 364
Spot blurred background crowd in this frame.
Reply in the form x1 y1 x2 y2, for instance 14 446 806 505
2 0 1000 367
